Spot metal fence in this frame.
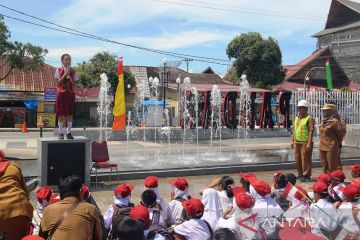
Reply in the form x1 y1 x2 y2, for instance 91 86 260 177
292 91 360 125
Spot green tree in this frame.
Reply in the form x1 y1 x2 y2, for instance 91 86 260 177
0 16 48 81
226 32 285 89
75 51 135 94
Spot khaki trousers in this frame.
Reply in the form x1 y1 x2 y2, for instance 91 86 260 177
320 148 341 173
0 216 29 240
294 142 313 178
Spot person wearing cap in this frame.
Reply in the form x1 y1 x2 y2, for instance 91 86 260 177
32 186 52 235
144 176 168 224
166 177 190 226
129 205 173 240
0 150 33 240
248 178 283 239
39 175 102 240
291 100 314 181
319 103 346 173
328 170 347 202
239 172 256 192
104 183 135 231
350 164 360 179
336 184 360 239
309 181 338 237
313 173 331 185
173 198 213 240
217 187 255 240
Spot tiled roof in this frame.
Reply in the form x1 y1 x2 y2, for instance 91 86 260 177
283 48 328 81
0 58 57 92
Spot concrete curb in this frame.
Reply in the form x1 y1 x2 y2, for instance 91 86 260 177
89 157 360 181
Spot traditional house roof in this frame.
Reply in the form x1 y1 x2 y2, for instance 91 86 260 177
202 67 216 74
0 58 57 92
280 47 350 89
313 0 360 37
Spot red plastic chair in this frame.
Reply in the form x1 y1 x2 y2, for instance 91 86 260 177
91 140 119 188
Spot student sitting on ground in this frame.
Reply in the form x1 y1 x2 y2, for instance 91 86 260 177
32 186 52 235
166 177 190 226
173 198 213 240
104 183 135 236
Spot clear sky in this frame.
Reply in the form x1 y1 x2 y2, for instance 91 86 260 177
0 0 332 75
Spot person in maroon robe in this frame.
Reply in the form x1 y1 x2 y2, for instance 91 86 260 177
55 54 78 139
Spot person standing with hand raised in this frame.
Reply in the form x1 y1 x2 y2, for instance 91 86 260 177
55 54 78 140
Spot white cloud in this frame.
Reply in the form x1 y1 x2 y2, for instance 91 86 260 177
46 46 112 59
120 30 230 50
55 0 330 33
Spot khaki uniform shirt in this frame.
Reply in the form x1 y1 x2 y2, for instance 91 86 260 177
319 119 345 151
40 197 102 240
0 163 33 220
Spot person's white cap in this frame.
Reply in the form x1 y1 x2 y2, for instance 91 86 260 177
297 100 310 108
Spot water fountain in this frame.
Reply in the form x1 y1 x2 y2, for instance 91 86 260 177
238 74 251 153
210 84 222 149
97 73 112 141
182 77 191 157
190 87 199 158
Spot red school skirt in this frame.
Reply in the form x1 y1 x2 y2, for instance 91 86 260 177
56 90 75 116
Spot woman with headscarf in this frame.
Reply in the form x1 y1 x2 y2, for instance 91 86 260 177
201 188 223 230
319 103 346 173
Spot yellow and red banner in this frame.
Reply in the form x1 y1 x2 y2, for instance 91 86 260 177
112 57 126 130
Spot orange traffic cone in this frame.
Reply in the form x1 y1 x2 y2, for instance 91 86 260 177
22 121 28 133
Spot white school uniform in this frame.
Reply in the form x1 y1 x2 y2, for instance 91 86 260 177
174 218 211 240
166 187 189 225
103 196 131 230
309 198 338 236
337 202 360 238
201 188 223 230
250 185 284 238
218 190 234 218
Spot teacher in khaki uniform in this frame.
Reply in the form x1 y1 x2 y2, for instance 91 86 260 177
291 100 314 181
319 103 346 173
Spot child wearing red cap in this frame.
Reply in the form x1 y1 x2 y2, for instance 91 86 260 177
336 184 360 238
144 176 168 226
104 183 135 232
248 178 283 239
32 186 53 235
129 205 173 240
309 181 339 237
173 198 212 240
217 187 256 240
329 170 347 202
350 164 360 179
166 177 190 226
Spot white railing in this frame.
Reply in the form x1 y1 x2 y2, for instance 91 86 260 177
292 91 360 125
